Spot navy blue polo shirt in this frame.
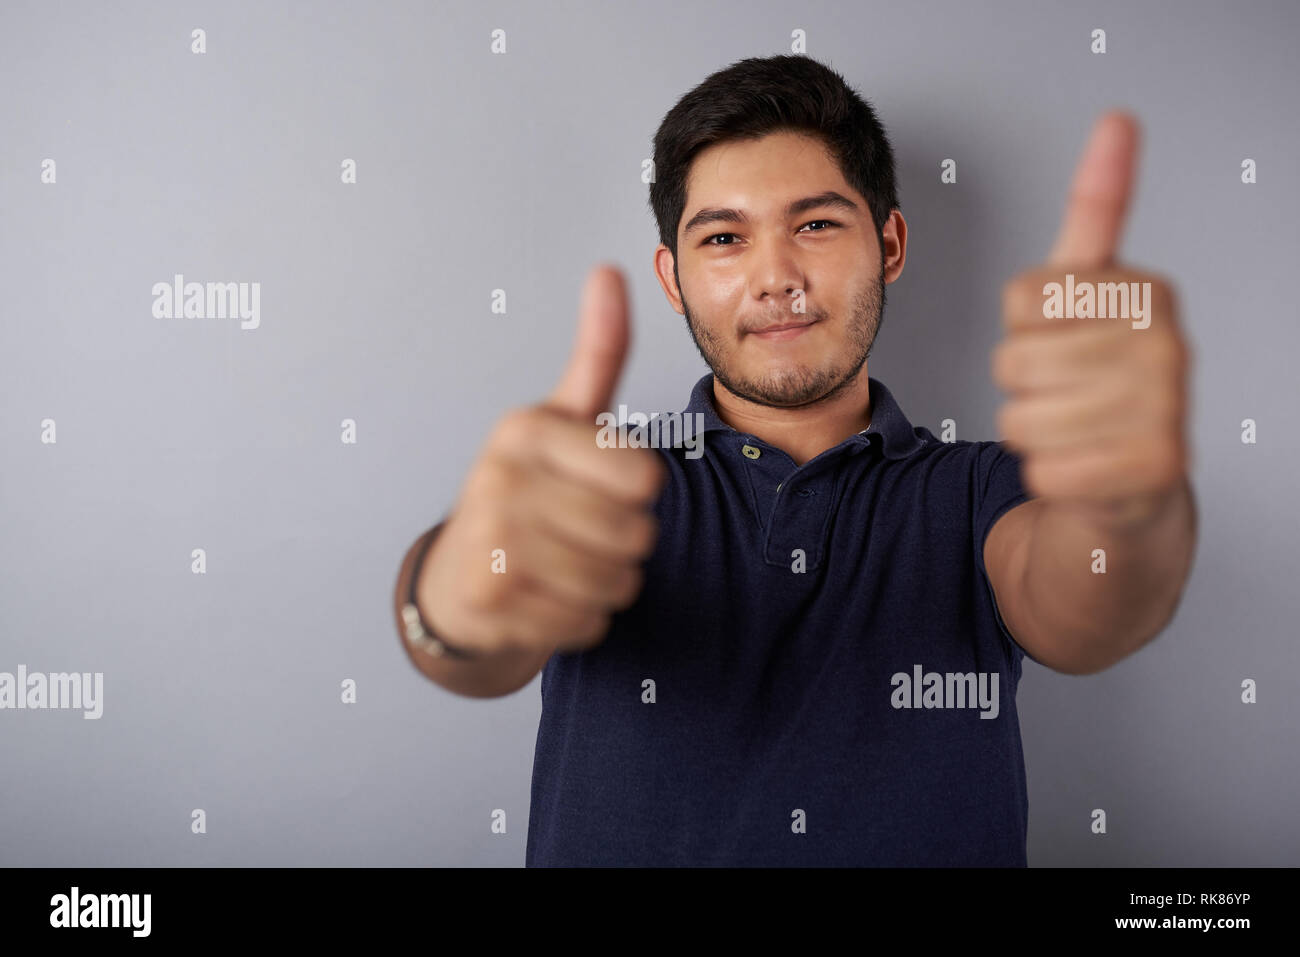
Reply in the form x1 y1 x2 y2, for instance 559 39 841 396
525 372 1036 866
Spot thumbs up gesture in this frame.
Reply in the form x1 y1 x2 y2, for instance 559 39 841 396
414 265 667 657
992 112 1192 529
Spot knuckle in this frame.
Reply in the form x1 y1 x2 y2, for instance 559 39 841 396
1159 333 1187 372
991 342 1017 388
501 616 543 651
1002 275 1037 318
1152 277 1177 316
503 597 560 649
472 454 517 501
1149 385 1182 426
563 612 612 651
995 402 1020 442
610 564 645 609
1159 437 1188 484
1138 439 1180 489
628 511 660 558
580 614 613 648
630 451 668 500
492 406 539 448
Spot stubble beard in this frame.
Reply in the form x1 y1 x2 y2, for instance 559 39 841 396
679 259 887 409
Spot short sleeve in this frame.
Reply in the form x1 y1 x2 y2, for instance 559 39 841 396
973 441 1035 666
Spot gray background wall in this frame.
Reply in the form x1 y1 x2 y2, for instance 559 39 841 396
1 0 1295 866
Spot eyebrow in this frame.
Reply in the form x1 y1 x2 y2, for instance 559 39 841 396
681 190 861 239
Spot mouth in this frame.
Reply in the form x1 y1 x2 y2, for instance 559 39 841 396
749 319 819 341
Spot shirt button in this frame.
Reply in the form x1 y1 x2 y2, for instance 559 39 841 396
741 444 761 459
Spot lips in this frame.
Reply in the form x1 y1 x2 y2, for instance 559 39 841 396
753 321 814 333
750 319 818 339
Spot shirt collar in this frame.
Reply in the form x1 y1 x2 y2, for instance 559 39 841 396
681 372 925 460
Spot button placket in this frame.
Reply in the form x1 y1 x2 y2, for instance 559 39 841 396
762 460 841 570
736 438 792 532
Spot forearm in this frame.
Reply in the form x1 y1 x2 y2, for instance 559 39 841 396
1019 475 1198 673
393 525 551 699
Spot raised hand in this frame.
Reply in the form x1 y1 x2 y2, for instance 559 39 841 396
992 112 1191 528
415 265 667 657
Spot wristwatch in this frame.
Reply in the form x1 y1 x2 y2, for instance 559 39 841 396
400 525 479 660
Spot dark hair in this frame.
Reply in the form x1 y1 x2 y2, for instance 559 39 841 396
649 55 899 263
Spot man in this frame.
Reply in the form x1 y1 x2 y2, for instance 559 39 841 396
393 55 1197 866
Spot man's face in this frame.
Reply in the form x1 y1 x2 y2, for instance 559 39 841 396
669 130 887 408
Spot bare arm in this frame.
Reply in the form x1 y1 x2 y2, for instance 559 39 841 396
984 476 1197 675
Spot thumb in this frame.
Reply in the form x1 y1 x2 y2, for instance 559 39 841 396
1047 110 1140 269
545 264 631 420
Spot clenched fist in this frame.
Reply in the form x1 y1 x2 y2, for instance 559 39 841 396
992 112 1192 530
413 265 667 659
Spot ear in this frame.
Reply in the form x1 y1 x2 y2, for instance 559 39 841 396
880 209 908 284
653 243 685 315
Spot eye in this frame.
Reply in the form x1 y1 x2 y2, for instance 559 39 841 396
702 220 841 246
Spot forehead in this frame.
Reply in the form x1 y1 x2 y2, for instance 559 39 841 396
685 130 849 200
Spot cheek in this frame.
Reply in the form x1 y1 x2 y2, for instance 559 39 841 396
693 269 746 307
685 276 744 324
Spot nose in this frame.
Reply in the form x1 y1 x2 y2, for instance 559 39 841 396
749 236 806 307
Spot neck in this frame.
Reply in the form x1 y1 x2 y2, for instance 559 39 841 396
711 365 873 467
